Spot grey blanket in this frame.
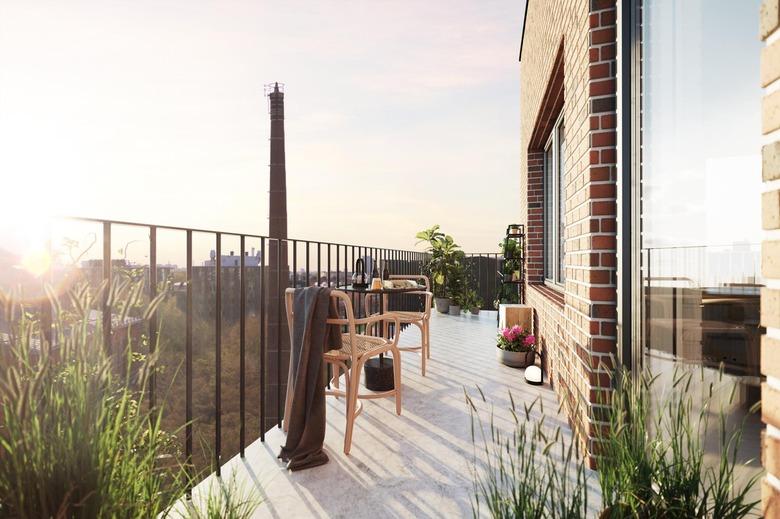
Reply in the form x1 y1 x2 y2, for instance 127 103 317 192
279 287 342 471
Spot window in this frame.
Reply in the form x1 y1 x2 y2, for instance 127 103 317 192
544 115 566 286
638 0 762 478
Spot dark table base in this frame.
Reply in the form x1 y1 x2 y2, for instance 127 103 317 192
364 357 394 391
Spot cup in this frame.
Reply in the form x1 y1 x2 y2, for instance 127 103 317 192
371 278 383 290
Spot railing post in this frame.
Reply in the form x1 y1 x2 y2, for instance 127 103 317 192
240 235 246 457
305 241 310 287
148 225 157 410
277 240 283 428
335 245 340 287
102 221 111 355
215 233 222 476
292 240 298 288
260 238 266 442
185 230 193 485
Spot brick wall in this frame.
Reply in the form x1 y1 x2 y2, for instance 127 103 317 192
760 1 780 514
520 0 618 464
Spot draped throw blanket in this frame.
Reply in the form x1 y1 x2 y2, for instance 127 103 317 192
279 287 341 471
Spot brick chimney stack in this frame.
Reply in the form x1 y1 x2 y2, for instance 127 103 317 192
268 82 288 240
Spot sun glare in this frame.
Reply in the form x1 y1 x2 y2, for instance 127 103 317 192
19 248 52 278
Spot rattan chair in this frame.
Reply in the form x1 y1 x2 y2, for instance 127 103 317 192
283 288 402 455
365 275 433 376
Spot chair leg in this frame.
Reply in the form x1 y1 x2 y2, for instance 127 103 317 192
425 321 431 359
342 363 350 395
421 338 426 377
343 360 362 455
414 321 426 376
392 349 402 415
332 363 340 394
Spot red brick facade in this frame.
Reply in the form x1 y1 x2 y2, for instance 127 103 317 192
520 0 618 463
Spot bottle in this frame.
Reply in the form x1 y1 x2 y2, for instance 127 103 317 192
382 261 390 281
371 259 379 280
352 258 367 286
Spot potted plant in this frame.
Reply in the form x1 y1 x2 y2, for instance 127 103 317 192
448 293 462 315
496 325 536 368
416 225 463 314
463 289 482 316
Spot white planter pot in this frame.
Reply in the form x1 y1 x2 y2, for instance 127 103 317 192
496 348 535 368
448 305 461 315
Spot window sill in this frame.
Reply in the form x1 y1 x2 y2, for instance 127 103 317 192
529 282 564 309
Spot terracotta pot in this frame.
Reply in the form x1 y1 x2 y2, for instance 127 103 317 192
435 297 450 314
496 348 535 368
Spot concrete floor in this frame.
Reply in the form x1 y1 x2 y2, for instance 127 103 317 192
191 310 588 518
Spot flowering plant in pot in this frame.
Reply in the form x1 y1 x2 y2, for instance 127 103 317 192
496 325 536 368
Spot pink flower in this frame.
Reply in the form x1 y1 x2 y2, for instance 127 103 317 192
501 328 512 340
509 325 523 341
524 335 536 347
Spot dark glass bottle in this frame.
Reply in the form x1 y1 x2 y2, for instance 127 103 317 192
371 259 379 280
382 262 390 281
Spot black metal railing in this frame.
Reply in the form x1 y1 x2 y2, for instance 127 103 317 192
5 217 509 482
31 217 432 479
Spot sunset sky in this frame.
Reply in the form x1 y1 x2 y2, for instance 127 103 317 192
1 0 524 262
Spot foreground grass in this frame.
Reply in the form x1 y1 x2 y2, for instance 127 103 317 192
0 279 259 519
469 367 760 519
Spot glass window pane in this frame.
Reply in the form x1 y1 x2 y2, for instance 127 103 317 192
641 0 762 486
544 145 554 280
557 122 566 284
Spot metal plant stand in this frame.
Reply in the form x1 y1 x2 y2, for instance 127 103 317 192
496 224 526 324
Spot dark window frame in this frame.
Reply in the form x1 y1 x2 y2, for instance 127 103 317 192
544 113 566 288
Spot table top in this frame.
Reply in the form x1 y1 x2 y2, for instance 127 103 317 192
337 284 426 294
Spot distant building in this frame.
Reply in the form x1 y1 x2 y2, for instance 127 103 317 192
76 260 176 289
203 248 263 267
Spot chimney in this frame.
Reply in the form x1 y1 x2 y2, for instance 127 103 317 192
268 82 288 240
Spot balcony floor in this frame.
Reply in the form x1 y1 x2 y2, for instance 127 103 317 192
194 310 589 518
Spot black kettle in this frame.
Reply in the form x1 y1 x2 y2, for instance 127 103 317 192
352 258 368 287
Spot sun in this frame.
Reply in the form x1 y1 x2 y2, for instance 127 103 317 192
19 248 52 278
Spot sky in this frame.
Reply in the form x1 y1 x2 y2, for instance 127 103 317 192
0 0 524 265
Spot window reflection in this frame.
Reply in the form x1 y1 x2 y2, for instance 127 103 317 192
640 0 763 473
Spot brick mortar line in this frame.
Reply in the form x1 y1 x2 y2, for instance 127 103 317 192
762 127 780 144
768 26 780 45
769 473 780 493
765 178 780 192
564 282 616 291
